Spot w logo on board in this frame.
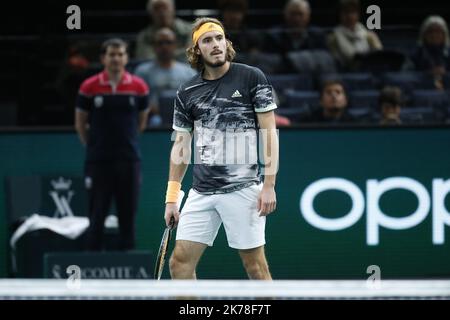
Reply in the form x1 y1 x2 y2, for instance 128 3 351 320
48 177 75 218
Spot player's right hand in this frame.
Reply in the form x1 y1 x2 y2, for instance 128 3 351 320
164 203 180 229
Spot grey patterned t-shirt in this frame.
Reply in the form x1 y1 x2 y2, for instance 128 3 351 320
173 63 277 194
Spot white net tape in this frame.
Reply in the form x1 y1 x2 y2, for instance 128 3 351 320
0 279 449 300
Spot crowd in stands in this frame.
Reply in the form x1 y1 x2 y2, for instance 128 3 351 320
42 0 450 127
135 0 450 126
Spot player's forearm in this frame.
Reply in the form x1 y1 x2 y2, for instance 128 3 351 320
168 136 191 183
264 173 277 187
168 160 188 183
262 128 278 188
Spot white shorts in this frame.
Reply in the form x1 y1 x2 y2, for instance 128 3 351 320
176 183 265 250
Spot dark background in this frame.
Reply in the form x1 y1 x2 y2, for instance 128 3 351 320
3 0 450 35
1 0 449 125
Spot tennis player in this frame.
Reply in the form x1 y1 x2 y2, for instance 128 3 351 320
164 17 279 280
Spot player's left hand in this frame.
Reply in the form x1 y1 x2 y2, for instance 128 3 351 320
258 185 277 216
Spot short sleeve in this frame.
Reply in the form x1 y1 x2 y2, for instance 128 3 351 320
250 67 277 113
76 80 93 112
133 77 150 112
172 89 193 132
136 93 150 112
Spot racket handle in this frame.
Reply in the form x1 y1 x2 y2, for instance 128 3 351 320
169 216 175 229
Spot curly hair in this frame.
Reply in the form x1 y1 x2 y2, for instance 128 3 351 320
186 17 236 71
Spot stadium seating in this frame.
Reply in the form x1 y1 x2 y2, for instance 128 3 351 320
382 72 436 95
400 107 437 124
284 90 320 109
356 50 408 73
378 27 418 56
276 105 311 122
267 74 314 92
349 90 380 109
348 107 375 122
4 5 449 128
320 72 376 91
287 50 337 74
237 52 286 74
412 90 450 109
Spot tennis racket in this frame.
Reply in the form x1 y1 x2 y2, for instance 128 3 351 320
153 190 184 280
153 217 174 280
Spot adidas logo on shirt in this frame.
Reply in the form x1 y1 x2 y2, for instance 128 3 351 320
231 90 242 98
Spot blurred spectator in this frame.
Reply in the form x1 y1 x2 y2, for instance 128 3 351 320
327 0 383 71
265 0 326 53
411 15 450 90
218 0 261 53
135 0 191 61
379 86 403 125
306 79 354 124
134 28 196 127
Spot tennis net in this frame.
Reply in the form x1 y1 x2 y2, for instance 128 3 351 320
0 279 449 300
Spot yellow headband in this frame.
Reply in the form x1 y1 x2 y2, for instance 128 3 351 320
192 22 225 45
